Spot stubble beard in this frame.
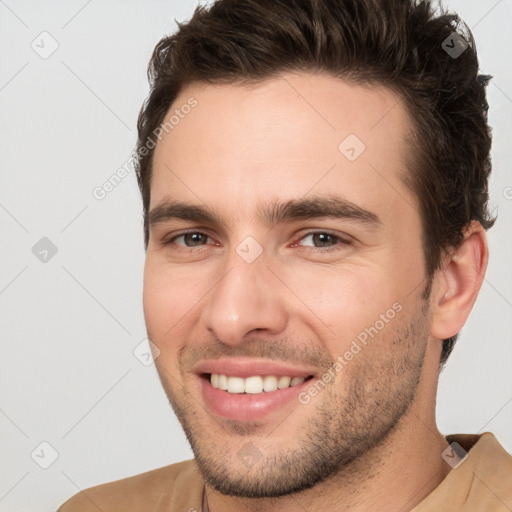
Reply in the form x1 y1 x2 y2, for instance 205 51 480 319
154 305 429 498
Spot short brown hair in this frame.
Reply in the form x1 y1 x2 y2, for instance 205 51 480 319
135 0 495 366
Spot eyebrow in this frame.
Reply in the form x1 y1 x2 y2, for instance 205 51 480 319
148 195 381 229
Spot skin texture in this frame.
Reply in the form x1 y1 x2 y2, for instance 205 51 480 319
143 71 488 512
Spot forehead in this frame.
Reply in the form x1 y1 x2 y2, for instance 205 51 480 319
150 71 417 225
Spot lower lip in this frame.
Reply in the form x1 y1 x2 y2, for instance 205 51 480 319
199 376 312 421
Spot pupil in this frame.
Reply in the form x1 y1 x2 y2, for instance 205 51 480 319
186 233 205 246
314 233 334 247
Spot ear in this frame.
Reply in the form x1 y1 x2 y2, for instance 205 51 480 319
430 221 489 340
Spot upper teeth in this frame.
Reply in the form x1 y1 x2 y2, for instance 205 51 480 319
210 374 306 394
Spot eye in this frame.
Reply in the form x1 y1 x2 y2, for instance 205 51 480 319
163 230 351 254
292 231 351 251
167 231 214 248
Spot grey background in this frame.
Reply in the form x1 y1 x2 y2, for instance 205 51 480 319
0 1 511 510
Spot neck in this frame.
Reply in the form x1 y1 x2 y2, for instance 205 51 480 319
205 410 451 512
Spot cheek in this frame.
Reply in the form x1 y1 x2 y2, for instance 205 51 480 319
289 264 403 346
142 260 202 340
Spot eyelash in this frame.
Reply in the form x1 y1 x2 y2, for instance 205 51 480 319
164 230 351 253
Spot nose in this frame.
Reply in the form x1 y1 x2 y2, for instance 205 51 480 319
200 252 288 346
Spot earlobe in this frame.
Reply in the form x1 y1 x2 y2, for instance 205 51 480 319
430 221 489 340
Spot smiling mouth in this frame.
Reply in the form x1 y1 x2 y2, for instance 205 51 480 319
204 373 315 394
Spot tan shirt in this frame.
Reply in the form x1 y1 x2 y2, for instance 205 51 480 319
58 432 512 511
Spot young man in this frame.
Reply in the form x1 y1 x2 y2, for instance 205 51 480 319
59 0 512 510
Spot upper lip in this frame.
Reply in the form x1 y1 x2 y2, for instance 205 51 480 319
192 357 317 378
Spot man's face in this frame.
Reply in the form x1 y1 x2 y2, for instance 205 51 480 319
144 72 432 497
